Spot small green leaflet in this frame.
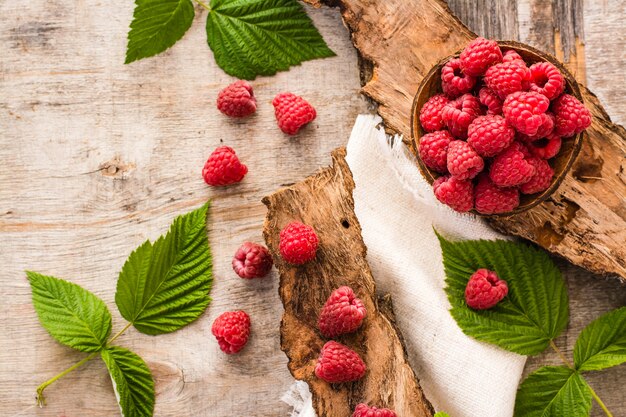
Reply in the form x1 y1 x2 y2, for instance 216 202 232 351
514 366 591 417
27 271 112 352
434 412 451 417
101 346 155 417
436 232 569 355
206 0 336 79
125 0 195 64
574 307 626 372
115 203 212 335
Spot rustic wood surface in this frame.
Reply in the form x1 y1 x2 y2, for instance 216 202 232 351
0 0 623 416
263 149 434 417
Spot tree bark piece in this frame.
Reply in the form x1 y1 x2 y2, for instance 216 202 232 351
263 149 434 417
305 0 626 281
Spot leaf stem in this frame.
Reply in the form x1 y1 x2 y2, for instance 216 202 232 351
35 351 99 407
587 382 614 417
192 0 211 11
549 340 574 368
108 322 133 345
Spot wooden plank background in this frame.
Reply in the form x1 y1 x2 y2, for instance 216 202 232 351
0 0 624 416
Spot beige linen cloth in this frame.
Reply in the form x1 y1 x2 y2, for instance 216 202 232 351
282 115 526 417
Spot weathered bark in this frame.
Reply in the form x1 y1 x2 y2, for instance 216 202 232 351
305 0 626 280
263 149 435 417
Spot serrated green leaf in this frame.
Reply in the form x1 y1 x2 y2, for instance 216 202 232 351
514 366 591 417
115 203 212 335
434 412 451 417
436 232 569 355
101 346 154 417
574 307 626 372
27 271 111 352
125 0 195 64
206 0 336 79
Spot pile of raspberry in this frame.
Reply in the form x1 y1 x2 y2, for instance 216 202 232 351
418 37 592 214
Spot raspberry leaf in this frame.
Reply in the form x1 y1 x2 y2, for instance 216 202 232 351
436 232 569 355
26 271 112 352
514 366 592 417
115 203 213 335
206 0 336 80
434 413 451 417
574 307 626 372
125 0 195 64
101 346 155 417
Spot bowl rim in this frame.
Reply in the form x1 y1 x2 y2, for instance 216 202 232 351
409 40 584 217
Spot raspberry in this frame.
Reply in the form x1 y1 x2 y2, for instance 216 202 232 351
212 311 251 354
202 146 248 186
474 174 520 214
551 94 592 137
502 91 550 136
418 130 453 173
441 58 476 98
441 94 482 139
478 87 503 115
272 92 316 135
522 112 555 141
279 222 318 265
216 80 256 118
315 341 366 383
318 286 366 338
529 62 565 100
520 157 554 194
433 175 474 212
419 94 450 132
502 50 524 64
353 404 397 417
232 242 273 279
489 141 536 187
459 37 503 77
447 140 484 180
526 133 562 159
465 269 508 310
484 61 531 99
467 115 515 157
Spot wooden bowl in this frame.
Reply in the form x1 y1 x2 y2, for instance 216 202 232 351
410 40 584 216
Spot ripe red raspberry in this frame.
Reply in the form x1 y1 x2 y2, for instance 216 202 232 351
272 92 316 135
489 142 536 187
441 94 482 139
418 130 453 173
467 115 515 157
318 286 366 338
433 175 474 212
520 157 554 194
441 58 476 98
420 94 450 132
474 174 520 214
279 222 318 265
522 112 555 141
502 91 550 136
478 87 503 115
212 310 251 354
465 269 508 310
525 133 562 159
315 341 366 383
353 404 397 417
216 80 256 118
447 140 484 180
484 61 531 99
459 37 503 77
551 94 592 137
529 62 565 100
202 146 248 186
232 242 273 279
502 49 524 64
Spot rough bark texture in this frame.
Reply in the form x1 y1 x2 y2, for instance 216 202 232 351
305 0 626 281
263 149 434 417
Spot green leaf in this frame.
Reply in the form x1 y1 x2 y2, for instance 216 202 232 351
436 232 569 355
125 0 195 64
206 0 336 80
434 412 451 417
514 366 591 417
115 203 212 335
101 346 155 417
574 306 626 372
26 271 112 352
